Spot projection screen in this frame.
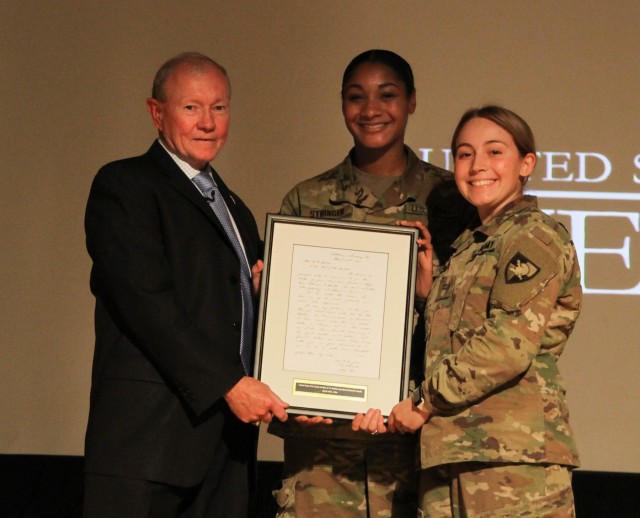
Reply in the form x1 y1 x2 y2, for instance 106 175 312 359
1 1 638 473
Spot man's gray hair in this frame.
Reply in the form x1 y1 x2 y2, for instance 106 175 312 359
151 52 230 101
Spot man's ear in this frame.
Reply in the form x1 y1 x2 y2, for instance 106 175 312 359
146 98 163 131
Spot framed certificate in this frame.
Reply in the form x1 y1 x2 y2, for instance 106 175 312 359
253 214 419 419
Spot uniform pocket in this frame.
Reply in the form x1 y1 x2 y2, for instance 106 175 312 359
448 261 481 338
273 474 298 510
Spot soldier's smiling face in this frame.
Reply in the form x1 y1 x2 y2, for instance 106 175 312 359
454 117 536 223
341 62 416 155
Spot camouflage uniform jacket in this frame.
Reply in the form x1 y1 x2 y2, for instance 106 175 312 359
419 195 581 469
270 146 476 441
279 146 476 275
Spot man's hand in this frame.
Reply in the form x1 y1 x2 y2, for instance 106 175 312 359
396 220 433 299
293 415 333 426
224 376 289 424
251 260 264 295
387 397 429 434
352 408 387 435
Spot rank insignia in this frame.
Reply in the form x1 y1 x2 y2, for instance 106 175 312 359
505 252 540 284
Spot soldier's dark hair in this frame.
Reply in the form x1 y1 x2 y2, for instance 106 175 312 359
450 105 536 159
341 49 415 98
151 52 230 102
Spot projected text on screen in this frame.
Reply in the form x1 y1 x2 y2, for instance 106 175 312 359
420 148 640 296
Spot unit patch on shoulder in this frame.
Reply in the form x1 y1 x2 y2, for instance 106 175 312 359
505 252 540 284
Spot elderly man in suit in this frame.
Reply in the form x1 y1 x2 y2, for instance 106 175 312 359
83 52 288 517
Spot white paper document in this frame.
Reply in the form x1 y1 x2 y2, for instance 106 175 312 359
283 244 388 379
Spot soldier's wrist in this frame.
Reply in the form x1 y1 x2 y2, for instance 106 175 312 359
411 384 434 415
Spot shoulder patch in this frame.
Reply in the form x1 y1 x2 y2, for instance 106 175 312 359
492 231 560 310
505 252 540 284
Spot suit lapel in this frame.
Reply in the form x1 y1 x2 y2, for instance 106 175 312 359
147 141 229 234
146 141 256 262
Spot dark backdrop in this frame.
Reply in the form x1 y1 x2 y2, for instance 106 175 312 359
1 456 638 517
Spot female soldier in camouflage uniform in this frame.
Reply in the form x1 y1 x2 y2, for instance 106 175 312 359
383 106 581 517
269 50 475 517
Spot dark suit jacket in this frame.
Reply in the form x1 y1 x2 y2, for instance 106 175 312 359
84 141 260 487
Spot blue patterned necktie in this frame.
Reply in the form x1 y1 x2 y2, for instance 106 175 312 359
192 171 254 374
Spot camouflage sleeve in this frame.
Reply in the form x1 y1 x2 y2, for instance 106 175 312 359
279 186 302 216
425 226 569 412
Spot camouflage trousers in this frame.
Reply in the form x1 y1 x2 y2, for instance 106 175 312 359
418 462 575 517
274 436 419 517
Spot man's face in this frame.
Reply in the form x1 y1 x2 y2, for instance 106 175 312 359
147 63 230 170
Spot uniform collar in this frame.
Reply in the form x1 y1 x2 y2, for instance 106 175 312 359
452 195 539 250
330 145 423 209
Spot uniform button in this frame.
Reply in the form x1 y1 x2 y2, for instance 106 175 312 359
232 322 241 331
